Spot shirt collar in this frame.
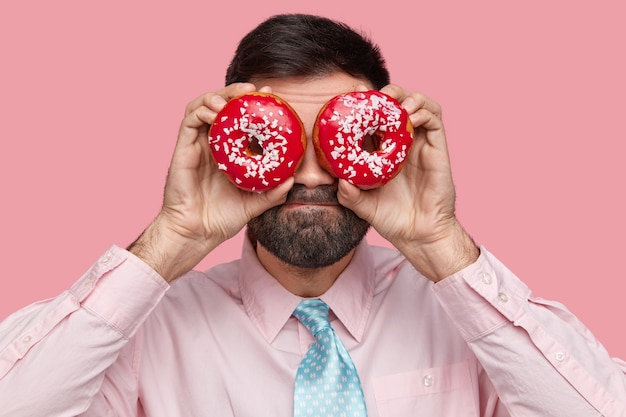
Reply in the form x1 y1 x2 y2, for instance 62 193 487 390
239 236 376 344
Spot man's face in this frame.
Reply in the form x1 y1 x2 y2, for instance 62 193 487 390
247 73 373 268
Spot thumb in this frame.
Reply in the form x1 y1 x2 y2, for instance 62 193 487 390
338 179 375 223
264 177 294 205
246 177 294 218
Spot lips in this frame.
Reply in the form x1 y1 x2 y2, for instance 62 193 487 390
284 202 339 209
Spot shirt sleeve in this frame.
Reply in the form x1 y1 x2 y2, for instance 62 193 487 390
0 245 168 417
432 246 626 417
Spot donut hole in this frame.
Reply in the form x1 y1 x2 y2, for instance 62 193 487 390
361 132 384 153
247 137 264 156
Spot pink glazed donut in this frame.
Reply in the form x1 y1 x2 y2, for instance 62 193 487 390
208 92 306 192
313 90 414 189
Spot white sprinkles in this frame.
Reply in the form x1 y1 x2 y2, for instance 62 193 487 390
319 92 412 184
209 98 301 191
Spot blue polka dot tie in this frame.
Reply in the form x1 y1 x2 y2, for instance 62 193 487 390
293 299 367 417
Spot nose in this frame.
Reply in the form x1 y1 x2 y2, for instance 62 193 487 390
294 137 336 188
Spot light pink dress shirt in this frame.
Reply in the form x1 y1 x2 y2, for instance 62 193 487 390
0 239 625 416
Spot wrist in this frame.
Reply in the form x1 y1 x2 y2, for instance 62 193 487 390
396 220 480 282
127 214 218 282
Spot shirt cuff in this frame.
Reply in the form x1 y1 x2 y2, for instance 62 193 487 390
71 245 169 338
431 246 532 342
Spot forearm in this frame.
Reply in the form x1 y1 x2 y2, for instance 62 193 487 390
0 247 167 416
0 309 130 416
469 324 617 416
432 248 626 416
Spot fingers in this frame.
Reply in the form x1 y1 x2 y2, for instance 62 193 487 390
380 84 446 148
380 84 442 118
184 82 257 121
180 82 276 138
176 83 259 150
184 83 257 116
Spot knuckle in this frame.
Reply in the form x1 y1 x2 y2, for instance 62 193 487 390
184 101 195 116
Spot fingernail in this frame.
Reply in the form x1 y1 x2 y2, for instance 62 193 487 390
403 97 416 109
212 95 227 106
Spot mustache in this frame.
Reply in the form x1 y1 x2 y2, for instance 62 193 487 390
284 184 339 205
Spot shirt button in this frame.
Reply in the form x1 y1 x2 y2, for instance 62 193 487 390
83 272 95 287
481 272 493 285
423 374 433 387
22 335 32 344
555 351 566 362
100 255 111 264
498 292 509 303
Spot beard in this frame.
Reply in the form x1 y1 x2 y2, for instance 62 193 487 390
247 184 370 269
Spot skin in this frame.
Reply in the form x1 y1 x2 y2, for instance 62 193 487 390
128 72 479 293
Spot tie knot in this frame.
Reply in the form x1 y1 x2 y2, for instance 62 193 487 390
293 299 331 336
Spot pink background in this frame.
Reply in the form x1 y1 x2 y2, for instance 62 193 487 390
1 0 625 359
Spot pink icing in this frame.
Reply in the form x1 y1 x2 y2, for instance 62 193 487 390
209 94 305 191
315 91 414 188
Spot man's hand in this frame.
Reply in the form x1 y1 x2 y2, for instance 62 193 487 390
129 83 293 282
337 84 479 282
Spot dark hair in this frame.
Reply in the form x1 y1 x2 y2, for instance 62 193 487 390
225 14 390 89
